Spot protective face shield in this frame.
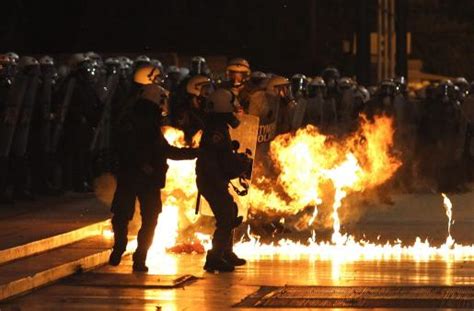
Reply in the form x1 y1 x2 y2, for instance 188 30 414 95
355 86 370 104
39 56 54 67
379 80 396 98
208 88 240 128
394 76 407 94
291 74 308 95
266 75 293 100
337 77 355 93
190 56 207 75
437 82 453 104
321 67 340 90
140 84 170 117
39 57 57 77
79 62 97 83
5 52 19 64
454 77 470 98
105 57 120 75
249 71 267 86
307 76 326 98
134 55 151 70
275 83 293 99
307 85 326 98
186 75 214 107
19 56 40 75
226 58 251 88
227 70 249 88
0 54 14 77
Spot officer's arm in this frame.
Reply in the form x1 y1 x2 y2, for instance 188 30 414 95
163 139 198 160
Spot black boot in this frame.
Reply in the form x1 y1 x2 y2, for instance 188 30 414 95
204 250 235 272
132 252 149 272
223 252 247 266
108 248 125 266
132 261 149 272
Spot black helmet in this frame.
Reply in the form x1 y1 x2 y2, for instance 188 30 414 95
379 79 396 98
321 67 340 89
190 56 208 76
291 74 309 95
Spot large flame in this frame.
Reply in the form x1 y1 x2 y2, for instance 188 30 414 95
137 116 474 263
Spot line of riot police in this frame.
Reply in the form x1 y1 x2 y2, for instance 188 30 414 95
1 51 473 207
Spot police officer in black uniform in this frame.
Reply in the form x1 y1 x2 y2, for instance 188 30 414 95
109 83 197 272
196 88 251 272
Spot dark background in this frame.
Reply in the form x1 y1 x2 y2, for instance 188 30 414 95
1 0 474 78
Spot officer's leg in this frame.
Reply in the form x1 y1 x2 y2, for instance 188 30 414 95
223 203 246 266
109 177 136 266
0 156 13 203
200 181 237 272
133 184 161 272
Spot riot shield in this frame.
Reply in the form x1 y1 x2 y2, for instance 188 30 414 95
290 96 308 130
248 90 279 144
90 72 119 154
39 72 54 154
199 114 259 219
51 77 76 154
0 72 29 157
11 69 40 157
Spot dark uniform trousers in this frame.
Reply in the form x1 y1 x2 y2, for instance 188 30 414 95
196 120 248 256
111 174 161 264
197 177 238 254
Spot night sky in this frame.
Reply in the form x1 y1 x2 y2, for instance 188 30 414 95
2 0 474 78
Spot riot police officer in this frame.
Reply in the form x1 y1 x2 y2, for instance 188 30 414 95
265 75 297 134
305 76 336 133
336 76 357 134
189 56 209 77
30 56 58 195
133 55 151 72
109 83 197 272
196 88 251 272
56 53 102 192
180 75 213 143
321 67 340 98
290 74 309 130
365 79 396 119
224 57 251 110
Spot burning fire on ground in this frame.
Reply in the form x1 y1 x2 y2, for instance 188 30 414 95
118 115 474 262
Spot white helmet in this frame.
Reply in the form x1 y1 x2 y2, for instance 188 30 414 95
309 76 326 87
39 56 54 66
140 84 170 116
19 56 39 68
166 65 180 75
69 53 89 68
337 76 356 91
135 55 151 65
6 52 19 64
208 88 237 113
150 59 163 70
105 57 120 66
266 75 291 97
186 75 212 97
355 85 371 103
